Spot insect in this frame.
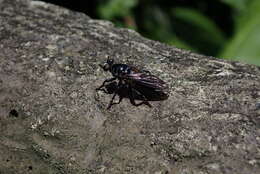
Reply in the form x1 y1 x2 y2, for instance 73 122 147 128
96 57 169 109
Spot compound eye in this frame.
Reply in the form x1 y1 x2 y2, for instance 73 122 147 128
107 58 114 65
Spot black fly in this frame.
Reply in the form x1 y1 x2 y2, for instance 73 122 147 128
96 57 169 109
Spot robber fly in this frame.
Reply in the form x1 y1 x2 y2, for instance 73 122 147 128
96 57 169 109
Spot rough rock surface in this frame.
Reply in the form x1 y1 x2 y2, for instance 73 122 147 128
0 0 260 173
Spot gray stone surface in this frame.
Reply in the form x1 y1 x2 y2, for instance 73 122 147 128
0 0 260 173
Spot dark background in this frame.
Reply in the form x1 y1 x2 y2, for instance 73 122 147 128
40 0 260 66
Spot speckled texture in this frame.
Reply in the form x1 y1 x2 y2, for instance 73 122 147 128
0 0 260 173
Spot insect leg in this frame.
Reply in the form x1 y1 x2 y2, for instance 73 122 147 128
96 77 116 91
107 92 118 109
129 86 152 108
107 80 124 109
107 95 124 109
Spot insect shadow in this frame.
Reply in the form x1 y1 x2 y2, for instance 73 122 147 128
96 58 169 109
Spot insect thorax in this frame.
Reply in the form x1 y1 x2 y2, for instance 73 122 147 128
111 64 131 77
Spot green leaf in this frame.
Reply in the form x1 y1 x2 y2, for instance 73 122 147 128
172 7 226 55
221 0 249 11
141 6 195 52
98 0 137 19
219 0 260 65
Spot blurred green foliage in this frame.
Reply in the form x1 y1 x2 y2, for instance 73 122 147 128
220 0 260 65
98 0 137 20
97 0 260 66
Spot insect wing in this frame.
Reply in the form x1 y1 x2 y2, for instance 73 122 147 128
125 70 168 91
126 71 169 101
